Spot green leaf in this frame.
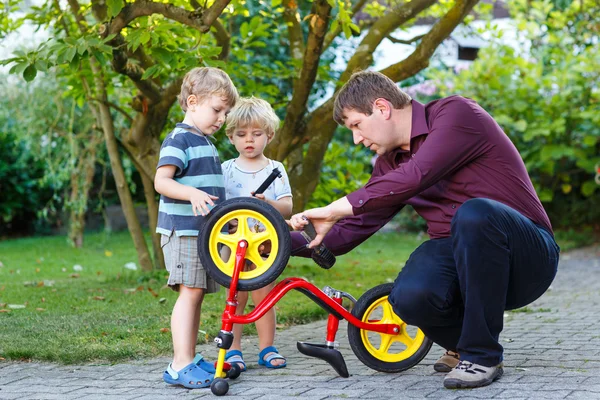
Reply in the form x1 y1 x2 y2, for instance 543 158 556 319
106 0 124 18
9 61 29 75
330 19 339 33
23 64 37 82
343 24 351 39
581 180 597 197
141 64 161 80
514 119 527 132
65 46 77 62
583 135 598 147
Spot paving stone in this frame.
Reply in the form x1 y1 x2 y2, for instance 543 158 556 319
1 245 598 400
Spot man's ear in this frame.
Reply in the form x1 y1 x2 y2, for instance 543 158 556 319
373 98 392 119
186 94 198 111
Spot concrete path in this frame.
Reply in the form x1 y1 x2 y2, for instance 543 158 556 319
1 246 599 399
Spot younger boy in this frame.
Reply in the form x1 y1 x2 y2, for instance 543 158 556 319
154 67 239 388
221 97 293 371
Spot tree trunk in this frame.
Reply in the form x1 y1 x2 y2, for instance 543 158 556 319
93 72 154 271
67 131 101 248
120 94 178 270
68 0 153 270
141 172 166 270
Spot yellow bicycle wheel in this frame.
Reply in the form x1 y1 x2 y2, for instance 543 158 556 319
348 283 432 372
198 198 290 290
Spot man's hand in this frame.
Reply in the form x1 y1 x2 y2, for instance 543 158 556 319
190 189 219 216
287 207 337 249
287 197 353 248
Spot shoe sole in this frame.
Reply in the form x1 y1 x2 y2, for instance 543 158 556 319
434 363 454 373
443 367 503 389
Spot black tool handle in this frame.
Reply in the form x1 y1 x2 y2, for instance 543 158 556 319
302 217 336 269
253 168 282 196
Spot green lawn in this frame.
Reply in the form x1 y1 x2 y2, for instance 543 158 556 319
0 230 423 364
0 228 593 364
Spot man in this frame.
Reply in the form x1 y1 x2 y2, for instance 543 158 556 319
288 71 559 389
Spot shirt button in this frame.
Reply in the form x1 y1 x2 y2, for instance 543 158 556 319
389 191 394 195
358 200 363 205
451 204 456 209
411 154 415 157
177 264 183 269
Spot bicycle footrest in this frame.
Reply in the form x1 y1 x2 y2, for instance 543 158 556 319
297 341 349 378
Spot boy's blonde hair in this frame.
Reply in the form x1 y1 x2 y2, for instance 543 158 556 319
225 97 280 138
178 67 239 112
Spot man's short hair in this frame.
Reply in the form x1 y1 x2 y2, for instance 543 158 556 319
333 70 412 125
225 97 280 138
178 67 239 112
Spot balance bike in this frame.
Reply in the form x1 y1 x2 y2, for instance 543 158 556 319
197 197 432 396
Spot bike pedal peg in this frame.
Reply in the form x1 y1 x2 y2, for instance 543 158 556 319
311 245 336 269
296 341 349 378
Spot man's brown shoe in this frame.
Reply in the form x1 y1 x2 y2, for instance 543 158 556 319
434 350 460 372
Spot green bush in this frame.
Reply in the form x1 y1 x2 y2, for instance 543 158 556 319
307 138 372 209
0 130 50 235
428 0 600 228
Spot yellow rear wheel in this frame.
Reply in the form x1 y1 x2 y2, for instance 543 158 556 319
348 283 432 372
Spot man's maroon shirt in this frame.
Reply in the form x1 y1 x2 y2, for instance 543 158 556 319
292 96 552 255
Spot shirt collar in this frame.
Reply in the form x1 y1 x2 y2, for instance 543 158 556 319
381 100 430 163
410 100 429 139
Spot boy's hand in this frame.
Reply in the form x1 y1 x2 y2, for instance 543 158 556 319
251 192 267 202
190 189 219 216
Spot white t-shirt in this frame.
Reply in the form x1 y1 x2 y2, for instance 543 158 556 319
222 159 292 201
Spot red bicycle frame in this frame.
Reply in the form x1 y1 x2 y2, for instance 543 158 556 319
219 240 401 338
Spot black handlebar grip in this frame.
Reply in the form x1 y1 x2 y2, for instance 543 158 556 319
253 168 282 196
301 217 336 270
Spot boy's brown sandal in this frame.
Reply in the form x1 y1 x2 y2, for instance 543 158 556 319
434 350 460 372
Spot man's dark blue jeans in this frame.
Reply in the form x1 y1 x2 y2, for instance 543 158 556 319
388 198 560 367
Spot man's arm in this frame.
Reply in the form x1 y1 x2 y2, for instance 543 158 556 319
348 99 489 216
289 154 404 254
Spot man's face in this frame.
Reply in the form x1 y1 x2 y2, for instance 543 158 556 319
343 105 395 156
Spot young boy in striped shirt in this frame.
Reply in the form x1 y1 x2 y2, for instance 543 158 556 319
154 67 239 389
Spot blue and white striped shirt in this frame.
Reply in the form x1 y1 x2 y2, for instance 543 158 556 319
156 123 226 237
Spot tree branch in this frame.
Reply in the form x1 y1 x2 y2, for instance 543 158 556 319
380 0 479 82
341 0 438 83
110 33 163 103
211 19 230 60
283 0 305 61
108 0 230 36
387 33 425 44
88 99 134 123
274 0 332 160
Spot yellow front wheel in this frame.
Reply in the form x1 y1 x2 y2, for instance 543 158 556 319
347 283 432 373
198 198 291 291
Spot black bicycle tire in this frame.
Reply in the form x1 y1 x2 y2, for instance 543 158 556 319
198 197 291 291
